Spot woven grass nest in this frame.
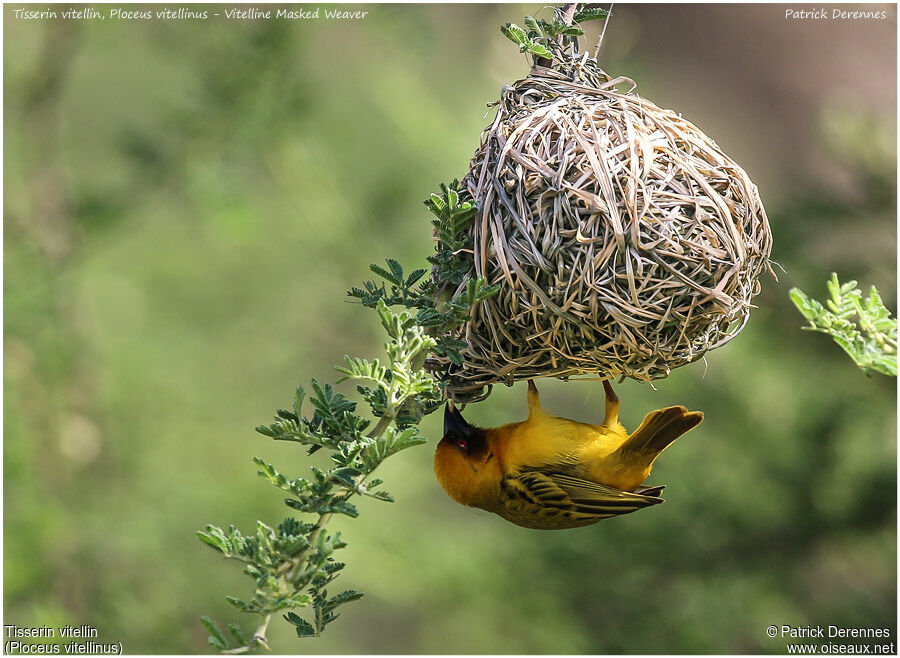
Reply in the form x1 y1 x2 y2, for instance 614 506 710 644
442 55 773 402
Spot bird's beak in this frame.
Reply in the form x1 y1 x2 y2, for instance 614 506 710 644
443 404 473 437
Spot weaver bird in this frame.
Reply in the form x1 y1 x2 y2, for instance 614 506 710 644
434 380 703 529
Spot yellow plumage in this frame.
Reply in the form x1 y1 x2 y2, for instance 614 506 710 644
434 380 703 529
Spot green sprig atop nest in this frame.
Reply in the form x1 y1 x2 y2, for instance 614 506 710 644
431 24 773 402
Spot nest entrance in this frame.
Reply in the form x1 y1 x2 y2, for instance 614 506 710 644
441 57 772 402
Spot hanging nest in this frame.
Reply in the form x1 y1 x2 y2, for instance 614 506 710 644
437 55 773 402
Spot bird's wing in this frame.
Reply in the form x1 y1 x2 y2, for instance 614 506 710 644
499 470 664 529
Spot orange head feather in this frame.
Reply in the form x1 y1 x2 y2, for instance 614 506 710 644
434 406 501 511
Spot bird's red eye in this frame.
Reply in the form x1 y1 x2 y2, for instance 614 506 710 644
456 437 468 452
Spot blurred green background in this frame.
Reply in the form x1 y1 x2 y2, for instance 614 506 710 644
4 3 897 654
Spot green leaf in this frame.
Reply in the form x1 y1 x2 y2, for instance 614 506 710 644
369 262 401 286
523 15 541 36
873 355 898 377
284 612 316 638
275 408 298 422
255 424 276 437
330 467 362 489
388 427 428 454
405 268 427 287
335 355 388 386
328 500 359 518
500 23 528 46
791 274 897 377
293 386 306 420
525 43 553 58
225 595 254 612
789 288 819 323
387 258 405 285
254 456 277 479
227 623 248 647
427 192 446 214
201 616 227 651
197 529 225 553
573 7 610 23
327 590 364 609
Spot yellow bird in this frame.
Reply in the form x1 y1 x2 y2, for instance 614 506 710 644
434 380 703 529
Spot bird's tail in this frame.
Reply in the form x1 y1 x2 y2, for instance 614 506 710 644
633 484 666 498
616 406 703 461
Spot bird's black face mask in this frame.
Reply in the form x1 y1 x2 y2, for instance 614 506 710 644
443 405 486 457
